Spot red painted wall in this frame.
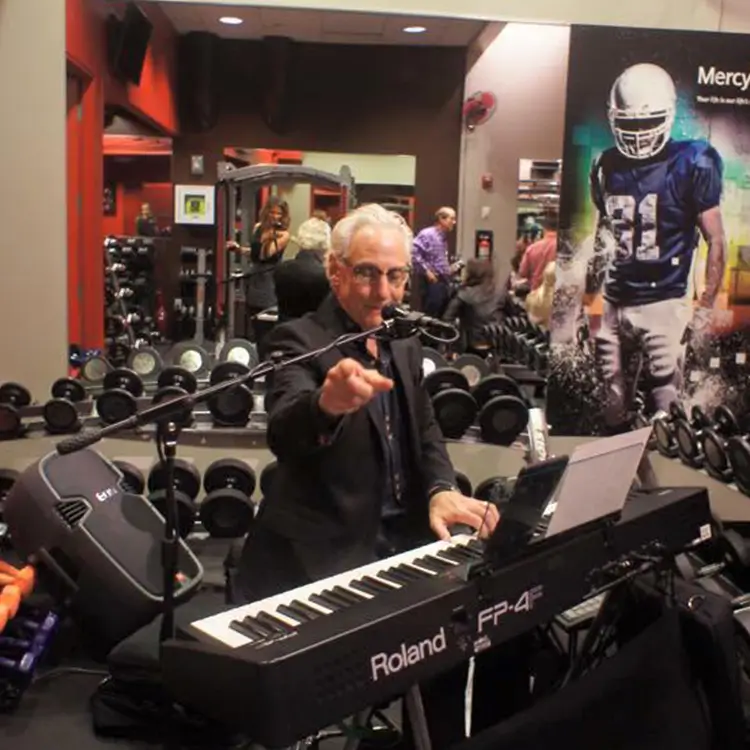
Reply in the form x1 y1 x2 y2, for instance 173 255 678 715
65 0 178 349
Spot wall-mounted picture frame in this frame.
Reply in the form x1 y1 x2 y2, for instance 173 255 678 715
174 184 216 226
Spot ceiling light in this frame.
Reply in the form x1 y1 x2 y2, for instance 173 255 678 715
403 25 427 34
219 16 244 25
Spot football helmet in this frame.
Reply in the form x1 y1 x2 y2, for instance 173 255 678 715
608 63 676 160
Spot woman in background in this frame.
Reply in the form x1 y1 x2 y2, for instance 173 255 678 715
525 260 556 329
442 258 505 354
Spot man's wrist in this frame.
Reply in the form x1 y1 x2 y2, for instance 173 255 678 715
428 482 459 500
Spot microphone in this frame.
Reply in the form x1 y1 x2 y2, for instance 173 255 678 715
381 304 459 342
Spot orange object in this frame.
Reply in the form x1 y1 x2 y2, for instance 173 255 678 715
0 562 36 633
0 585 21 620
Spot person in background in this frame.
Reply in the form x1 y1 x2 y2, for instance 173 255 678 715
227 196 291 318
443 258 506 353
273 216 331 322
517 209 558 292
525 260 556 328
135 202 158 237
412 207 457 316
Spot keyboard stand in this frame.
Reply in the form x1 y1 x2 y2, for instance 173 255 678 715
404 684 433 750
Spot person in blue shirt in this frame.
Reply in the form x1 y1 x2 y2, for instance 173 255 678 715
586 62 727 430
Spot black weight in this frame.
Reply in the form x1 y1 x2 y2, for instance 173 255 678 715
727 437 750 496
200 458 258 538
151 386 193 428
653 414 678 457
112 460 146 495
702 429 733 482
218 339 260 369
148 489 196 539
674 418 701 466
714 405 740 436
208 362 253 426
478 395 529 446
432 389 478 440
690 405 709 429
423 368 470 398
259 461 278 498
0 468 19 521
51 377 86 402
422 347 448 377
453 354 489 388
158 366 198 394
81 355 112 383
720 529 750 572
474 476 515 504
669 401 687 422
147 458 202 501
0 382 31 440
102 368 144 397
455 471 473 498
473 374 523 409
0 383 31 407
127 347 164 379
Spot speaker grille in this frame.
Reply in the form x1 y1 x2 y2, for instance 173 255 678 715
55 499 90 528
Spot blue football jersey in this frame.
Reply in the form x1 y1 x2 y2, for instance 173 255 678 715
589 139 723 306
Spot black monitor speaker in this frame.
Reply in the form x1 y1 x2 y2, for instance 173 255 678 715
107 2 154 86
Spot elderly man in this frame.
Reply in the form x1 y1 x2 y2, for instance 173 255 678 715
412 206 457 316
237 205 530 750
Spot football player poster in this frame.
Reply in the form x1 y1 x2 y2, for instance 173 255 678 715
546 24 750 436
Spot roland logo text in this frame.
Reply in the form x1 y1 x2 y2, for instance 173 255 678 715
95 487 118 503
370 627 446 682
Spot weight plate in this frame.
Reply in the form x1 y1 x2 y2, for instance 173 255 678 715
478 395 529 446
200 489 255 539
168 343 210 376
674 419 699 460
211 361 251 386
474 476 515 504
454 355 489 388
691 405 709 429
0 383 31 408
81 355 112 383
669 401 687 423
43 398 80 434
727 437 750 496
203 458 257 497
702 430 732 481
472 374 523 409
423 368 469 398
158 366 198 395
112 460 146 496
455 471 473 498
714 405 739 436
653 416 676 456
151 385 193 428
260 461 278 498
148 489 196 539
127 347 164 378
51 377 86 403
96 389 138 425
422 348 448 377
0 405 21 439
432 389 478 440
147 458 202 501
103 368 144 397
208 385 254 426
219 339 260 369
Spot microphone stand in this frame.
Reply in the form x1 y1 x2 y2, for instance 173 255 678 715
55 316 410 646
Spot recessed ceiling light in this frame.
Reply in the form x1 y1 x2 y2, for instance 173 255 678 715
219 16 244 25
403 25 427 34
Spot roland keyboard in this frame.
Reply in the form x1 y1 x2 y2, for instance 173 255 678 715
161 486 711 748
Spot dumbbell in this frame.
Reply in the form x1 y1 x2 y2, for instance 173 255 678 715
455 471 472 498
453 354 490 388
727 433 750 497
472 374 529 446
674 521 750 587
218 339 260 369
42 378 88 434
474 475 515 505
0 469 19 524
259 461 278 500
673 404 711 469
167 341 211 378
96 368 144 425
208 362 254 427
0 383 33 440
200 459 257 538
147 459 202 538
698 405 746 482
112 460 146 496
422 348 448 377
652 401 688 458
127 346 164 380
423 369 477 439
151 366 199 429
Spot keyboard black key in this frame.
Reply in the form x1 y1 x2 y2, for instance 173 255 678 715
454 544 483 559
229 619 263 641
314 590 354 610
354 576 395 594
438 548 474 564
412 556 451 574
378 568 415 586
309 592 346 612
281 600 324 622
256 611 295 634
237 616 274 639
466 539 485 553
331 585 367 604
349 579 383 597
396 563 432 580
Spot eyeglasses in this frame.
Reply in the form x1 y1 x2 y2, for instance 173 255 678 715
344 261 411 287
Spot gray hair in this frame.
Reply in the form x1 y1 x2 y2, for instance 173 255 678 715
294 217 331 253
330 203 413 262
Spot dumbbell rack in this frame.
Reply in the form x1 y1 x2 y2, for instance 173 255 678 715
176 247 216 345
104 243 135 355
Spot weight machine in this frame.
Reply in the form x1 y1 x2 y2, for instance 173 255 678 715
215 161 355 341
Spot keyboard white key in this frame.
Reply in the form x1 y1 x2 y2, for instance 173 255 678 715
192 534 476 648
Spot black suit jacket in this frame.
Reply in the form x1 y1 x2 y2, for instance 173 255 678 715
250 295 456 582
273 250 330 321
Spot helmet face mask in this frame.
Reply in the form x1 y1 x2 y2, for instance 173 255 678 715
608 64 677 160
